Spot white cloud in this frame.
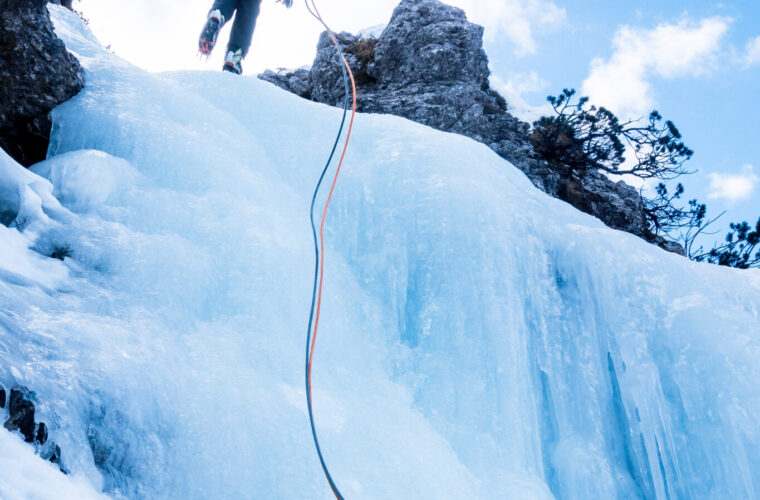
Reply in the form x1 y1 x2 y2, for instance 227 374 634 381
708 164 759 202
491 72 552 123
448 0 566 56
741 35 760 68
581 16 731 120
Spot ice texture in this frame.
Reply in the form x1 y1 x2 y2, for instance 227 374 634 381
31 150 139 213
0 148 62 230
0 5 758 499
0 431 108 500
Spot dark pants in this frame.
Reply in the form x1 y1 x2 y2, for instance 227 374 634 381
210 0 262 57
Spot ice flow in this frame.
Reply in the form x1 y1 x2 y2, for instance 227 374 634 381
0 6 759 499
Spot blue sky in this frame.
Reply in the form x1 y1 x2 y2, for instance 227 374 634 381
76 0 759 247
483 0 760 246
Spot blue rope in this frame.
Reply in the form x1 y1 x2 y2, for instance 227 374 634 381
304 1 349 496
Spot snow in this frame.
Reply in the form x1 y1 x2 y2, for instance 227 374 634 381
0 149 68 289
0 5 758 499
358 24 387 39
0 431 108 500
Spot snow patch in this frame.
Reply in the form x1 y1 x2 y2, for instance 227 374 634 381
358 24 387 39
0 431 108 500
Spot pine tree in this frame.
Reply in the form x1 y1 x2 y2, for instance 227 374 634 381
693 218 760 269
530 89 693 180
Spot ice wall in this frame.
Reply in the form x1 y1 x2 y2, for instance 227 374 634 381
0 6 758 499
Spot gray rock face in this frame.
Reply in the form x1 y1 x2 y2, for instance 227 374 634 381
559 172 648 236
0 0 84 166
260 0 682 253
372 0 488 86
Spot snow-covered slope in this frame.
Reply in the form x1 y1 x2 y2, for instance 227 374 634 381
0 431 108 500
1 6 759 499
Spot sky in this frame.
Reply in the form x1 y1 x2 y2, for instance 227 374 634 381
75 0 759 248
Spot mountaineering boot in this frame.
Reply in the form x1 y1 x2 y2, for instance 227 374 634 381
223 47 244 75
199 10 224 56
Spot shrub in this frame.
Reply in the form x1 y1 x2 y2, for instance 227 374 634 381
530 89 693 180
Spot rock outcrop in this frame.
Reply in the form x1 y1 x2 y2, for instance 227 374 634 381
1 384 66 472
262 0 538 181
0 0 84 167
260 0 682 253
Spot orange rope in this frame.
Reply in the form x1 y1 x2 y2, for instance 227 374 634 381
305 1 357 498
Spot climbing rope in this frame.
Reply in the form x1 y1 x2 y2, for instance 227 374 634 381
303 1 357 498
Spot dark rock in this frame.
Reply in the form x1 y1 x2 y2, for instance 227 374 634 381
4 387 37 442
259 67 313 99
649 234 687 256
0 0 84 166
35 421 48 444
49 246 71 261
48 0 74 9
50 443 62 464
557 172 648 236
259 0 684 254
1 384 67 472
41 442 66 473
